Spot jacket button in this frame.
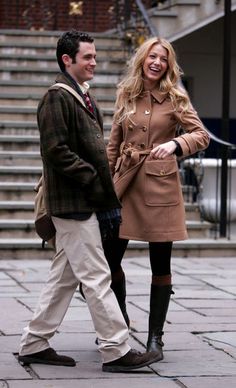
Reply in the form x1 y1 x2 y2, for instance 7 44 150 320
96 134 101 138
100 149 104 153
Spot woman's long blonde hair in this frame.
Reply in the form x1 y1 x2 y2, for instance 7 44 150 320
114 37 190 123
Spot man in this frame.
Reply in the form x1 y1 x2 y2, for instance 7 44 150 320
18 30 159 372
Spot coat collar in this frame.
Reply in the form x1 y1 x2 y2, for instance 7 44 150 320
150 89 168 103
142 89 168 104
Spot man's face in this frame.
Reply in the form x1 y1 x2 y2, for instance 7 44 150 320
64 41 96 84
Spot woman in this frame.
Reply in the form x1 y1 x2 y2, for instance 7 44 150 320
103 37 210 361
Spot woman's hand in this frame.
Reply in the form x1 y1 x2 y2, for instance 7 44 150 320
150 141 177 159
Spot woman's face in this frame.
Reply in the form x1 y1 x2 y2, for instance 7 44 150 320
142 43 168 89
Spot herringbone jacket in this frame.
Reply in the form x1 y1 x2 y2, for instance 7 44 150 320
37 73 120 216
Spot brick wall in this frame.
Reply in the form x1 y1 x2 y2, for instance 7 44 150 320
0 0 153 32
0 0 113 32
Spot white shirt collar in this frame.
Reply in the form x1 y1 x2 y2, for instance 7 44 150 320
78 82 90 94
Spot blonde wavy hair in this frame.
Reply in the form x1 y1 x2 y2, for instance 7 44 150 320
114 37 190 124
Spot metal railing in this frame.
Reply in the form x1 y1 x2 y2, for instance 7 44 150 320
181 131 236 240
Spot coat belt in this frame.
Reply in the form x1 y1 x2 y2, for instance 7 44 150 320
120 142 151 165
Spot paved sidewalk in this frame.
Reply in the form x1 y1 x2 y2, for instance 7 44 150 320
0 255 236 388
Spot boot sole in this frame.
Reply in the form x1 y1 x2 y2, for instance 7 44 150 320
18 355 76 367
102 354 161 372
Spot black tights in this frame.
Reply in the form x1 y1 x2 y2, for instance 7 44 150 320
103 238 172 277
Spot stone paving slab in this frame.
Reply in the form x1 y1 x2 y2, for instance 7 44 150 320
0 256 236 387
0 353 30 379
152 349 236 377
179 377 236 388
6 378 178 388
29 361 153 379
174 298 236 308
133 332 210 351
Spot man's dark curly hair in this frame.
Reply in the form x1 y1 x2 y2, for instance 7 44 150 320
56 30 94 72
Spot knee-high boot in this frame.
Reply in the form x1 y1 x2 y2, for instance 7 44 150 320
111 270 130 328
146 283 172 360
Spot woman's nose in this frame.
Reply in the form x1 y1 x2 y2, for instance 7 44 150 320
154 57 160 65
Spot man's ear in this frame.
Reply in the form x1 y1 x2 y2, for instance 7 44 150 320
62 54 71 67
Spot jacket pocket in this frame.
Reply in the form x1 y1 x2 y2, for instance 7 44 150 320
144 159 180 206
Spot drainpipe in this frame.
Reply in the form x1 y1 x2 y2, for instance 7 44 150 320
220 0 231 237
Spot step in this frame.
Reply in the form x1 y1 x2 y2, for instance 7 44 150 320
0 54 125 72
0 219 36 239
0 182 36 201
0 151 41 166
0 165 42 181
126 238 236 258
0 29 123 47
0 237 235 260
185 203 201 221
0 44 124 61
185 220 212 238
0 106 37 121
150 0 224 42
0 66 121 83
0 105 114 123
0 238 53 260
0 134 40 152
0 126 110 139
0 200 34 218
0 93 116 108
0 80 118 96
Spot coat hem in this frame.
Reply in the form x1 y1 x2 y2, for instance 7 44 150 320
119 231 188 242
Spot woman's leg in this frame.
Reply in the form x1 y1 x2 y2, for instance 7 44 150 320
147 242 173 359
102 238 130 326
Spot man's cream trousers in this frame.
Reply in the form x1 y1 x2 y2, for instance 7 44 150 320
19 213 130 363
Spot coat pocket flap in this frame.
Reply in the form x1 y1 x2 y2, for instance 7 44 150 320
145 159 178 177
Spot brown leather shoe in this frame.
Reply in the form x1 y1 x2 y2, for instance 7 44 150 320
18 347 76 367
102 348 160 372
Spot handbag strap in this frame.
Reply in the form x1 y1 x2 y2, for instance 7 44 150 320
49 82 86 108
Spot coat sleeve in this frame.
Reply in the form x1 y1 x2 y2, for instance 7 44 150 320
173 104 210 157
106 121 123 176
38 89 97 187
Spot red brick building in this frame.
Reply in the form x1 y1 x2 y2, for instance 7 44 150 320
0 0 152 32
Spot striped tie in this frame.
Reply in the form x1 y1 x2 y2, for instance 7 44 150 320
84 92 94 114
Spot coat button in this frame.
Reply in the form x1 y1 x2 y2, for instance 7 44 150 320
128 124 133 131
142 126 147 132
140 143 145 149
144 110 150 115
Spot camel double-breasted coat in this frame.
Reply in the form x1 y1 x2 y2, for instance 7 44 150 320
107 89 210 242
